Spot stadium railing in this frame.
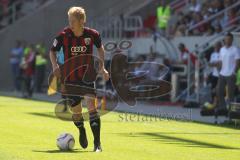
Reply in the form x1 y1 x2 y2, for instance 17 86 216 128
87 16 143 39
90 0 154 20
0 0 22 27
169 0 188 12
0 0 52 30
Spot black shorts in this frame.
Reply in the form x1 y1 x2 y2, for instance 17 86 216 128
208 74 218 89
61 81 95 107
207 74 218 98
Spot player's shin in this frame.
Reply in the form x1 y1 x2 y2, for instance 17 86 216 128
89 110 101 146
72 113 84 129
72 111 88 149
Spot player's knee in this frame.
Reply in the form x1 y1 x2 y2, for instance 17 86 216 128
84 95 95 110
71 105 82 114
87 100 96 112
71 106 83 121
72 113 83 121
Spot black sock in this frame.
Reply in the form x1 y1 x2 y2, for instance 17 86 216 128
72 114 84 130
89 111 101 146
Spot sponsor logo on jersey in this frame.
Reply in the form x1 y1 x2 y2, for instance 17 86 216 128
71 46 87 55
84 38 91 45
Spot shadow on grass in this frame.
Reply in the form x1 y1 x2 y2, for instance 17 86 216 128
191 120 240 130
0 94 57 104
28 112 57 119
118 132 240 150
113 110 240 130
32 149 91 153
126 132 240 135
28 111 240 131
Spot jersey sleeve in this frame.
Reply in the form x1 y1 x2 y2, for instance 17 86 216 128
51 34 63 52
93 31 102 48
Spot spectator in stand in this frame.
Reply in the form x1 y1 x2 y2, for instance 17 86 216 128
211 14 223 30
204 25 215 36
220 0 233 27
178 43 196 66
208 41 222 108
9 40 23 91
20 44 36 98
201 3 211 20
156 0 170 37
217 33 240 111
226 9 237 27
214 24 222 34
190 13 206 35
174 13 188 36
208 0 224 15
167 0 240 37
35 43 47 93
174 24 186 37
224 0 232 8
188 0 201 13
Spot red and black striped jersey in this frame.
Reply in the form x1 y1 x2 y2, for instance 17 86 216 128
51 27 102 83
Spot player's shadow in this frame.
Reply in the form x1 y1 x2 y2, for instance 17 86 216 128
28 112 57 119
192 121 240 130
32 149 91 153
118 132 240 150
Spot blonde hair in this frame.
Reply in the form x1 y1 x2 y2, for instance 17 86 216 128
68 6 86 22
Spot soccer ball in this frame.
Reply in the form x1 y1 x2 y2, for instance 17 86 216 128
56 133 75 151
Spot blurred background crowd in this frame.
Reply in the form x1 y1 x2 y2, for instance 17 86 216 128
9 40 47 97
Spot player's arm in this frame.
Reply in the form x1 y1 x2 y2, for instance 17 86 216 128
49 50 58 67
49 50 61 78
97 45 106 71
97 45 109 81
94 31 109 81
49 35 63 78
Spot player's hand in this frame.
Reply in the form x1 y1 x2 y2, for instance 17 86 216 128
100 68 109 81
52 64 61 79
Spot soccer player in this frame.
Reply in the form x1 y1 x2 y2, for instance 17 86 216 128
49 6 109 152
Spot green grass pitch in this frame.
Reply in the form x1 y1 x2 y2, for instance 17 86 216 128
0 96 240 160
